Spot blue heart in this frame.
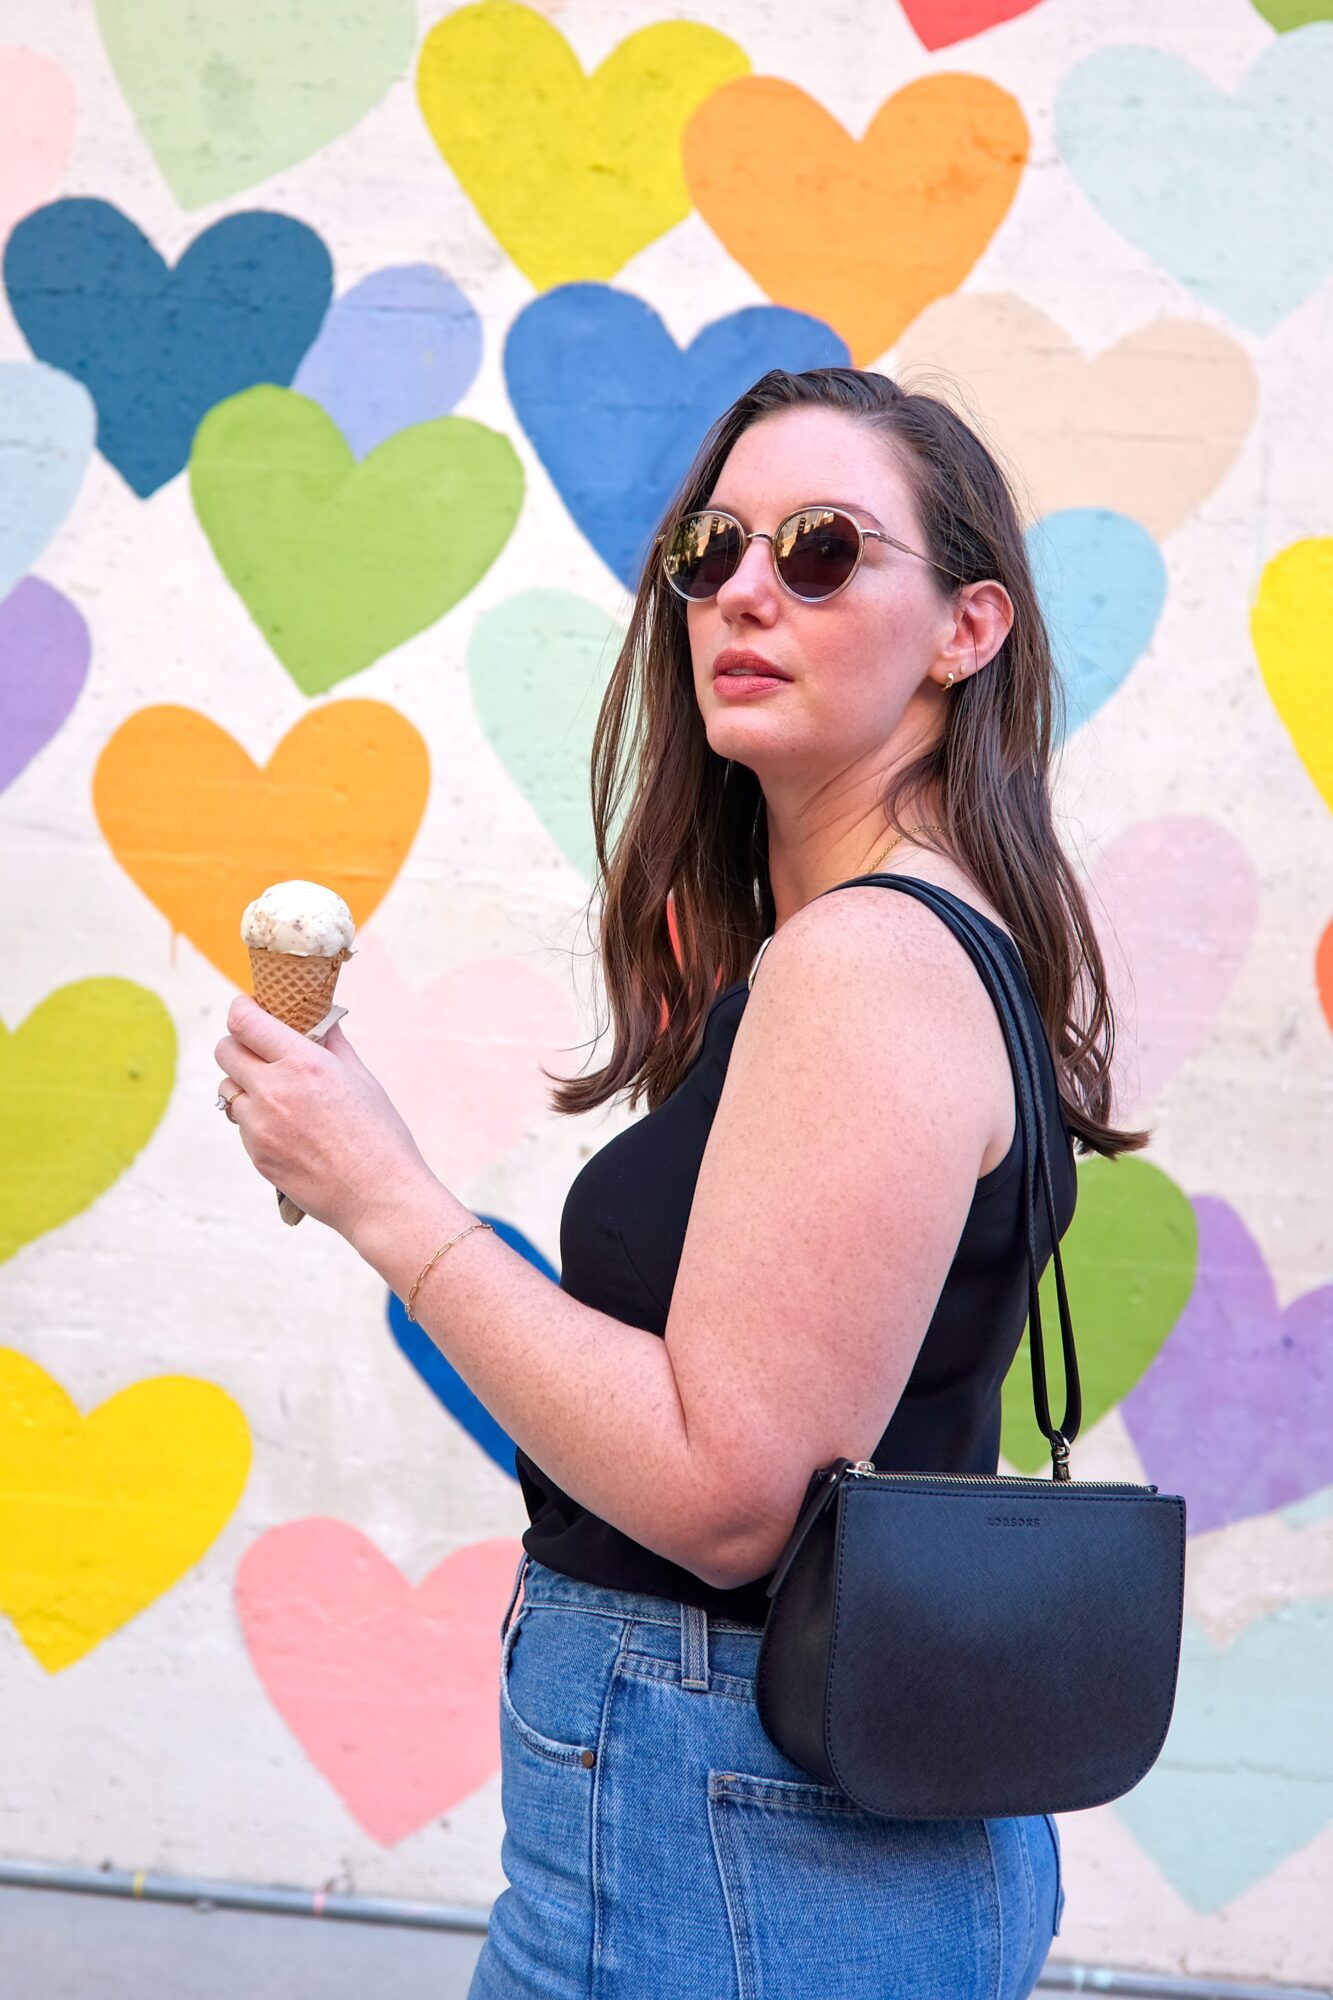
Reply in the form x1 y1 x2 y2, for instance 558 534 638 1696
1056 28 1333 334
1115 1601 1333 1910
1026 509 1166 738
385 1214 559 1479
4 199 332 497
0 362 94 602
292 263 482 458
504 285 849 587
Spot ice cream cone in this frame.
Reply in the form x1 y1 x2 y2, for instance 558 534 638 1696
248 943 351 1034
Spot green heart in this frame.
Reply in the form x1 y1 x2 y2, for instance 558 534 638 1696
1000 1156 1198 1471
468 590 629 879
95 0 416 209
0 979 177 1263
1249 2 1333 29
191 388 524 696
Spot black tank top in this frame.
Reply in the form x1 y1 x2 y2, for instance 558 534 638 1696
516 882 1079 1626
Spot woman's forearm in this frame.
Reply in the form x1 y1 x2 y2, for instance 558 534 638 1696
350 1169 737 1585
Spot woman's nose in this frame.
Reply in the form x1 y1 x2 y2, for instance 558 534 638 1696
716 536 778 617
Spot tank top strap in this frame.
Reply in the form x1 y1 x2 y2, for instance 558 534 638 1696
747 933 775 991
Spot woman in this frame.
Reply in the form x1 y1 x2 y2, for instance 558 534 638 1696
215 366 1150 1997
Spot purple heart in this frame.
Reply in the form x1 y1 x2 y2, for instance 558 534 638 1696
1121 1194 1333 1533
0 576 90 792
292 263 482 457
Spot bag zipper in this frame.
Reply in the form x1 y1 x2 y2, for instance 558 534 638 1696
845 1460 1152 1492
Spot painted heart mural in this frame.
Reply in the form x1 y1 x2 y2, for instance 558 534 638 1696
504 287 847 586
0 979 177 1263
190 387 523 691
4 201 333 498
92 702 430 987
0 1349 251 1672
235 1524 520 1844
0 578 91 794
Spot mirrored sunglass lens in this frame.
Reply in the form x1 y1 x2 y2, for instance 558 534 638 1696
664 513 742 597
776 509 861 598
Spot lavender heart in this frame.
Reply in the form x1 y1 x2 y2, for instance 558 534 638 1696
0 576 90 792
1121 1194 1333 1534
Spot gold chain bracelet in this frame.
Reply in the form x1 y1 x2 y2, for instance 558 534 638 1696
404 1220 494 1322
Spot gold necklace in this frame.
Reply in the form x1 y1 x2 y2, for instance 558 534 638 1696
864 823 948 874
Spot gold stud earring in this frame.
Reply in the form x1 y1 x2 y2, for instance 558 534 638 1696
944 670 956 689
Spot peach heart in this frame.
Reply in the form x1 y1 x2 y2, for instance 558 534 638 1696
683 73 1027 365
92 701 429 987
892 292 1258 538
235 1524 522 1845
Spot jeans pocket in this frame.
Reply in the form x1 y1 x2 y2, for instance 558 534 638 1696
499 1605 599 1766
1041 1813 1065 1937
707 1770 996 1999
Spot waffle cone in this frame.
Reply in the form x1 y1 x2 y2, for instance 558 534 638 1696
248 945 350 1035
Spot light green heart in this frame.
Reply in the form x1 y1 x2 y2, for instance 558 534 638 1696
191 388 524 696
1000 1155 1198 1472
468 590 629 880
0 979 177 1262
95 0 416 209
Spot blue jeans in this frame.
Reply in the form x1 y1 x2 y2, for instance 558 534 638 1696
468 1552 1065 1999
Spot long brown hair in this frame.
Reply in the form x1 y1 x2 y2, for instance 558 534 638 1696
544 365 1151 1163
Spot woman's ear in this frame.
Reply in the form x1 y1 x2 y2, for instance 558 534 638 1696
936 581 1014 687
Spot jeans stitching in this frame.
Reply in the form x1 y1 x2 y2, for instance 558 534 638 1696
499 1607 597 1765
617 1653 756 1701
590 1618 633 1994
707 1775 756 2000
980 1818 1007 2000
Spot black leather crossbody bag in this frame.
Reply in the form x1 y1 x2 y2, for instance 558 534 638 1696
753 874 1187 1819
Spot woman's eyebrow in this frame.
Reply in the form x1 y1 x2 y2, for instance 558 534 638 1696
817 499 888 532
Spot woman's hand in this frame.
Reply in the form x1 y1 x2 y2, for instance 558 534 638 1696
214 995 434 1242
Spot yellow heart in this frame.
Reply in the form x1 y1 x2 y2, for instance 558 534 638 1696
417 0 749 288
1251 537 1333 812
0 1349 251 1672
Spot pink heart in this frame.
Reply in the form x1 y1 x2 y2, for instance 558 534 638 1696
898 0 1045 51
1085 817 1257 1114
235 1523 521 1844
0 49 75 241
342 937 580 1182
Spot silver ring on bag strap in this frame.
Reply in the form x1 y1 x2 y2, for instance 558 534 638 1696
813 871 1082 1474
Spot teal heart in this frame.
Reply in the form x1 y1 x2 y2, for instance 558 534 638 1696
1056 28 1333 333
1027 510 1166 739
467 591 628 879
95 0 416 209
1115 1601 1333 1909
190 387 524 695
1000 1157 1197 1473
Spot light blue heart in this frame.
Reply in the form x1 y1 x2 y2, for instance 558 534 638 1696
1026 509 1165 738
1056 28 1333 333
293 264 483 458
0 363 95 601
1115 1601 1333 1910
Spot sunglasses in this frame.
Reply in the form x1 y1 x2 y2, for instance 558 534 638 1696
660 504 965 604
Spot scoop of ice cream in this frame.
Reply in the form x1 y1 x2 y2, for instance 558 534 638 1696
241 880 355 957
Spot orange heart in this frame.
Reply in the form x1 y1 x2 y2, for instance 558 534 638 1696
92 702 430 987
683 74 1028 365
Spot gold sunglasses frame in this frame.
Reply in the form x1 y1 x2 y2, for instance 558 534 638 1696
660 503 967 603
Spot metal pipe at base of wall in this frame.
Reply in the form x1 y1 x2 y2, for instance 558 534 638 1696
0 1859 1328 2000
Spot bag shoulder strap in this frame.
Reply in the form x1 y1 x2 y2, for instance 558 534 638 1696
790 871 1083 1473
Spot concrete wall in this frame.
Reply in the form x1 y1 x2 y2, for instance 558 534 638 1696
2 1 1330 1987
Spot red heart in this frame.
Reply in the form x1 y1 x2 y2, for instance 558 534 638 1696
236 1523 521 1844
899 0 1046 51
